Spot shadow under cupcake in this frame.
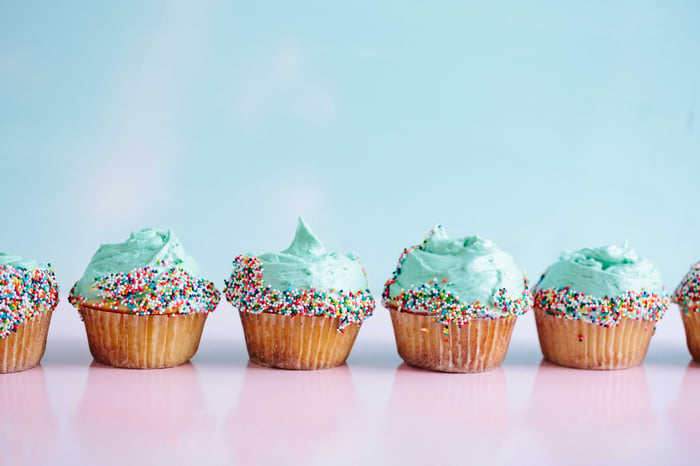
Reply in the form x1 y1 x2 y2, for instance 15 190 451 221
382 363 510 463
0 366 57 464
73 361 213 465
226 362 360 464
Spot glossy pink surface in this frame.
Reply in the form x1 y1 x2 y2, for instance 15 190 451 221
2 301 700 465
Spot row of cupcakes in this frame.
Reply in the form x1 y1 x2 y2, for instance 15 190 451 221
2 218 699 374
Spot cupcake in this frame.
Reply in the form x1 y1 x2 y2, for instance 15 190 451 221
224 218 374 370
382 226 531 373
0 254 59 373
533 243 668 370
68 229 220 369
672 262 700 361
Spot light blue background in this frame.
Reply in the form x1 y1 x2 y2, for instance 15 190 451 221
2 1 699 296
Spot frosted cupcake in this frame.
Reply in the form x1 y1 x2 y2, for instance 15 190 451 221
672 262 700 361
383 226 531 373
69 229 220 369
224 218 374 370
533 243 668 370
0 253 59 373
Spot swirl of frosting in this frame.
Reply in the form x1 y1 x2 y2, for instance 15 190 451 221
533 243 668 326
383 226 531 322
224 218 374 330
0 253 59 338
257 218 370 293
535 243 664 297
69 228 219 315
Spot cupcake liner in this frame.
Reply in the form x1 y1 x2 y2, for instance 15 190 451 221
680 305 700 362
238 311 360 370
0 310 52 374
387 304 516 373
534 307 653 370
79 304 207 369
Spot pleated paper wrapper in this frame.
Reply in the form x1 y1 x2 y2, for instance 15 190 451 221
79 303 207 369
534 307 653 370
0 310 52 374
387 303 516 373
238 311 360 370
680 305 700 362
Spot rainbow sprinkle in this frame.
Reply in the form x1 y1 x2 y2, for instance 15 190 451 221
382 227 532 327
223 255 375 332
384 277 532 327
673 261 700 310
533 287 668 327
0 265 59 339
68 263 220 315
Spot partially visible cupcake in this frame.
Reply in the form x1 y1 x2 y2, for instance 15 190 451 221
383 226 531 373
672 262 700 361
533 243 668 370
224 218 374 370
68 229 220 369
0 253 59 373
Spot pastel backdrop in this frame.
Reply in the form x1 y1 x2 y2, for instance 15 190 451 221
2 1 699 346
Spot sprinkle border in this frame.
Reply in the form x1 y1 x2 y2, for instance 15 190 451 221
68 264 220 316
1 265 59 339
223 255 375 332
673 261 700 311
533 287 668 327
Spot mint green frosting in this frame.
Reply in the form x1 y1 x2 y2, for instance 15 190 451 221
73 228 202 300
388 226 526 307
257 218 369 292
535 242 664 297
0 253 49 270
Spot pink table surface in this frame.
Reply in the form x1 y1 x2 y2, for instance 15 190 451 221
2 301 699 466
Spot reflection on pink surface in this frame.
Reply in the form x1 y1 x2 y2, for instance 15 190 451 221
383 364 509 464
73 362 212 465
228 363 359 465
0 366 56 465
525 362 657 465
669 362 700 455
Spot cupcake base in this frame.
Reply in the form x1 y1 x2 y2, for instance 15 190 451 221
0 310 52 374
388 304 516 373
680 305 700 362
534 307 653 370
238 311 360 370
79 304 207 369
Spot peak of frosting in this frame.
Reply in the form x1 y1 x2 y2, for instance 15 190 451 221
282 217 327 257
255 219 369 293
425 225 448 243
536 243 664 298
385 226 527 310
0 252 50 271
